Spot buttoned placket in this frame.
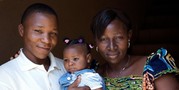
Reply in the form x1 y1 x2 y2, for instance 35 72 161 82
38 65 52 90
46 72 52 90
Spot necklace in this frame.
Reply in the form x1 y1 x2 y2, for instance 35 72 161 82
106 55 130 78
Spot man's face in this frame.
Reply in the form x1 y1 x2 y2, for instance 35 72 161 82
19 12 58 62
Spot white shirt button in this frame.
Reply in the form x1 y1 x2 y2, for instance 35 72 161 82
67 77 71 80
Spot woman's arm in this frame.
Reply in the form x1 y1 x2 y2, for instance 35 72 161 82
155 74 179 90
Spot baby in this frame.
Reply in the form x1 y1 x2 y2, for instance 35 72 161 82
59 38 105 90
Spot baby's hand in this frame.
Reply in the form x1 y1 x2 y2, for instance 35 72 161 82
68 75 90 90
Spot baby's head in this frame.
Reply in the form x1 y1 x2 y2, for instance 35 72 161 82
63 38 93 73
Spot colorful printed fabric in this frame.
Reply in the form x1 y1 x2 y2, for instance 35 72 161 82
143 48 179 90
104 48 179 90
104 75 143 90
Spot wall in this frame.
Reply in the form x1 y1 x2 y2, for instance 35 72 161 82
0 0 147 64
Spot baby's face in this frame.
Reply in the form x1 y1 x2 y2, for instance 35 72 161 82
63 45 91 73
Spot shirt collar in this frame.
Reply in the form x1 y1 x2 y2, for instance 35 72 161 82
48 52 61 71
17 48 60 71
73 69 95 76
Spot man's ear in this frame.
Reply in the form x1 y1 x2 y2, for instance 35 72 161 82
87 53 92 63
18 24 24 37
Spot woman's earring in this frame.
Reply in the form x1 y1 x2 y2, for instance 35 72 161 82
128 40 130 48
96 47 98 52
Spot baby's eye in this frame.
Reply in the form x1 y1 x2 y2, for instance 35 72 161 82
73 58 79 61
63 59 68 62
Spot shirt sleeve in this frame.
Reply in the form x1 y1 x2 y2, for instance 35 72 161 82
81 73 103 90
0 82 12 90
142 48 179 90
143 48 179 79
0 68 13 90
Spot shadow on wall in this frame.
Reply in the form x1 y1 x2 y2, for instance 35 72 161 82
130 0 179 67
1 0 178 67
0 0 147 65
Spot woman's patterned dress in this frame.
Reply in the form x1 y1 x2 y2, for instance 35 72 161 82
104 48 179 90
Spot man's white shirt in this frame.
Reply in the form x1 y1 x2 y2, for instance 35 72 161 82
0 49 66 90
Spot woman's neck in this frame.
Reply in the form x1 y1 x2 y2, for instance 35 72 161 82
106 55 131 78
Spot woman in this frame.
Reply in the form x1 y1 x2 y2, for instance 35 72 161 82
90 8 179 90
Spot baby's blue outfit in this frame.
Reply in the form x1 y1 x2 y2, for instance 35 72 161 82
59 69 105 90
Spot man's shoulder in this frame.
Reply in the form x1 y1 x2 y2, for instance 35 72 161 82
0 59 18 78
0 59 17 70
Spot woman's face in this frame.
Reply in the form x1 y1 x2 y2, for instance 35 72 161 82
96 19 131 64
19 12 58 61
